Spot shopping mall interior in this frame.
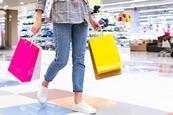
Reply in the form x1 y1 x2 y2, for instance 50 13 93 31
0 0 173 115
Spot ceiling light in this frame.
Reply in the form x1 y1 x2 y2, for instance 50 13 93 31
3 5 8 10
101 0 148 6
101 8 124 12
133 0 148 2
20 2 24 5
139 14 173 18
0 0 3 4
139 8 173 13
102 1 173 11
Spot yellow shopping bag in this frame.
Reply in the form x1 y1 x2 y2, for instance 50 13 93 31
88 34 122 80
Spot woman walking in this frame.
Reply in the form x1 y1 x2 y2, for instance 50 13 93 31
32 0 101 114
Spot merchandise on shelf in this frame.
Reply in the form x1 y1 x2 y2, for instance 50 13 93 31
18 12 55 50
117 12 131 23
88 10 130 48
88 22 130 48
140 16 173 39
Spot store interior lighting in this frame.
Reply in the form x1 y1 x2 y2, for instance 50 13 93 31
139 8 173 13
133 0 148 2
102 1 173 12
101 0 148 6
20 2 24 5
139 14 173 18
3 5 8 10
0 0 3 4
101 7 124 12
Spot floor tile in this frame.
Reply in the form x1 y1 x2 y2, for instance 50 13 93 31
123 61 173 74
20 89 73 100
0 103 73 115
49 95 115 109
1 81 40 94
96 102 166 115
0 80 20 87
66 113 87 115
0 95 37 108
0 90 12 96
0 50 173 114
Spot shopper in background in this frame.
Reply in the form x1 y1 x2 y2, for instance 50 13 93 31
32 0 101 114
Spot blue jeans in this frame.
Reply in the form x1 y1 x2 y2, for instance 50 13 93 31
44 22 88 92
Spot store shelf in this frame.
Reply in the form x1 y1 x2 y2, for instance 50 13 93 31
18 11 55 50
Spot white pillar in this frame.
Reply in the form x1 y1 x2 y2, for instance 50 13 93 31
125 8 140 40
5 10 18 49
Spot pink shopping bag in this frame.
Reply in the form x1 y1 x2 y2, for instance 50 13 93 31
8 38 40 82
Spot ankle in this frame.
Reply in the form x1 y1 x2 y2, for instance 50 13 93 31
74 92 82 104
75 100 82 104
42 80 49 88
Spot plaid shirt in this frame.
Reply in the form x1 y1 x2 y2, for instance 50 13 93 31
36 0 91 24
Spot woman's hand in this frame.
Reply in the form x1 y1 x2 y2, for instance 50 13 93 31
89 16 101 31
31 10 43 34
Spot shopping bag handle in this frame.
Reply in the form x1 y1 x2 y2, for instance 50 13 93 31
23 30 37 47
27 30 37 41
93 29 104 37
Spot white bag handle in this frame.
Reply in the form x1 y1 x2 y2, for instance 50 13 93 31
24 30 37 47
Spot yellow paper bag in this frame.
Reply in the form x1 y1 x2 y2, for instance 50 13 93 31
88 34 122 79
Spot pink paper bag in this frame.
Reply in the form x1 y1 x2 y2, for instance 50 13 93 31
8 38 40 82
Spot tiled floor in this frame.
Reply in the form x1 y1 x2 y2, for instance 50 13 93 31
0 49 173 115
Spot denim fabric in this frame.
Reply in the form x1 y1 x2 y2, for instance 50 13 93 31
45 22 88 92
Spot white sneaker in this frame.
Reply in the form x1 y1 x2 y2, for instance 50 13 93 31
71 101 96 114
37 86 48 104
